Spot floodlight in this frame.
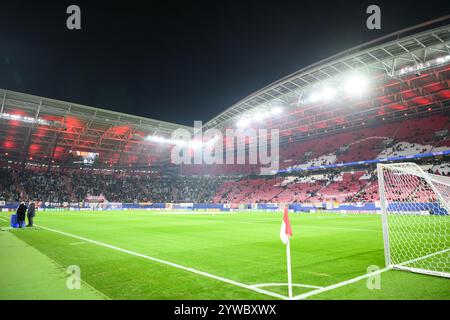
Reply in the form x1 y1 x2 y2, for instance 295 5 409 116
254 112 267 122
271 107 282 115
344 74 369 97
308 92 321 103
146 135 166 143
237 118 250 128
321 87 337 100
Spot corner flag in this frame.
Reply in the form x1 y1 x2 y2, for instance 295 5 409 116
280 206 294 299
280 207 293 244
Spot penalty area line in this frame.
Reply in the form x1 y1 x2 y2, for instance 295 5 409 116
16 221 288 300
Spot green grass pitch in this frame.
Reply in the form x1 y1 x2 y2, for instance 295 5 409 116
0 211 448 300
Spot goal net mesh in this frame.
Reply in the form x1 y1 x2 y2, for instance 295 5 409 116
378 163 450 278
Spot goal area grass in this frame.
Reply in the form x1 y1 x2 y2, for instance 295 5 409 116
0 211 448 300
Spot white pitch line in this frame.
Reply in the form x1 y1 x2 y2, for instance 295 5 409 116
295 246 450 300
15 221 288 300
292 267 390 300
251 283 323 289
151 211 232 215
69 241 88 245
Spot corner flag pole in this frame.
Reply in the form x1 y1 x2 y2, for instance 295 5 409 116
280 205 294 299
286 238 293 299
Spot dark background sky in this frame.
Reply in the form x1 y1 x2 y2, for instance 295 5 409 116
0 0 449 125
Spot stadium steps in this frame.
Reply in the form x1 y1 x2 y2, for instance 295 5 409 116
430 122 450 153
269 188 288 203
391 121 402 142
304 179 332 202
346 180 373 203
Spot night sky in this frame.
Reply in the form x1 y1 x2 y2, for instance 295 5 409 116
0 1 449 125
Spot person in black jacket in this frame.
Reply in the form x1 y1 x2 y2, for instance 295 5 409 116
16 202 27 228
27 201 36 227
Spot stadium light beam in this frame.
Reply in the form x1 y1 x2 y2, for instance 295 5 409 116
321 87 337 101
308 92 321 103
254 112 267 122
237 118 250 128
0 112 62 127
344 74 369 97
146 135 166 143
146 134 218 149
271 107 282 115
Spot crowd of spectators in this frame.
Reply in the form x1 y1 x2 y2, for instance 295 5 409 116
15 171 71 203
0 160 448 204
0 168 20 202
0 168 229 203
70 173 227 203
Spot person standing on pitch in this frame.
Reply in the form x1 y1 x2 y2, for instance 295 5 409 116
27 201 36 227
16 201 27 228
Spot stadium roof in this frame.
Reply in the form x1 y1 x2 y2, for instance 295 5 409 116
0 88 191 167
204 16 450 141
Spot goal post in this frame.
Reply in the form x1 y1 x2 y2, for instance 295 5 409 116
377 162 450 278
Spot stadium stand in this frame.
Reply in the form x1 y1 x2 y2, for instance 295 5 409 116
306 171 368 203
432 163 450 175
0 168 227 203
1 160 449 204
274 174 329 203
0 113 448 205
0 162 450 203
0 168 19 202
283 114 449 171
180 114 449 176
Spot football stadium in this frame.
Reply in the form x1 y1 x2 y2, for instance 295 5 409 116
0 15 449 302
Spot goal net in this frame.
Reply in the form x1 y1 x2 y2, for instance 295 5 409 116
377 162 450 278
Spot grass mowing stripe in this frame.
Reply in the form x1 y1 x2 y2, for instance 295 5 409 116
0 218 108 300
33 223 289 300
